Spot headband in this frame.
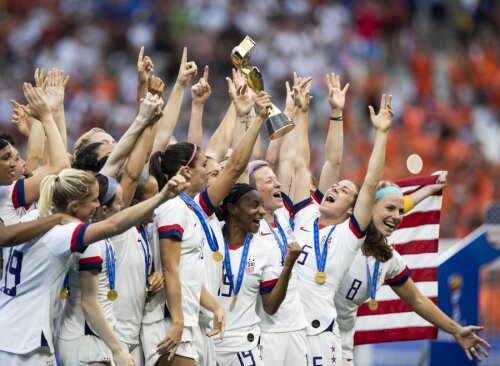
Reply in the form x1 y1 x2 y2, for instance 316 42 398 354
375 186 403 201
0 139 10 150
185 144 197 167
225 183 257 205
100 175 118 205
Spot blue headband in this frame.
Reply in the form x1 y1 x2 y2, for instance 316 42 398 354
100 176 118 205
375 186 403 201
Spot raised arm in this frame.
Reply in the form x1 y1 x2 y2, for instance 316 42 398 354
137 46 155 108
405 171 447 212
188 66 211 147
152 47 197 153
205 103 236 161
352 94 394 231
318 73 349 194
120 93 164 208
205 80 270 206
44 69 70 150
82 175 188 246
392 278 490 362
22 83 70 203
80 271 135 366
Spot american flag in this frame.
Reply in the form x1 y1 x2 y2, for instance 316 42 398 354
354 175 442 345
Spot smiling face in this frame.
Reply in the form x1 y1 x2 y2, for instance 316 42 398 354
11 146 27 180
372 194 405 236
0 145 16 185
253 166 283 213
319 180 359 220
228 190 266 234
71 182 100 223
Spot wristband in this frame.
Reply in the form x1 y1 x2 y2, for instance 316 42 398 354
330 116 343 121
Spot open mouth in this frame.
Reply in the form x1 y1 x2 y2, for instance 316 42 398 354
272 192 281 199
325 194 335 203
383 220 397 231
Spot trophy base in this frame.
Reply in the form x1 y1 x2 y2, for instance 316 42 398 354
266 113 295 140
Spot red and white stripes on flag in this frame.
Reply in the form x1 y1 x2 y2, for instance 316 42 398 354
354 175 442 345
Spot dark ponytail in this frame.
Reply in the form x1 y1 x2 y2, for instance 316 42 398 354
149 142 200 190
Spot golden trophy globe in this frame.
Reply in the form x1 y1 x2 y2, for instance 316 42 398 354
231 36 295 140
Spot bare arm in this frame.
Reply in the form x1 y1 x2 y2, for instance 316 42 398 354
352 95 394 231
205 103 236 161
406 171 447 211
137 46 154 108
393 278 491 361
0 214 67 247
318 73 349 194
152 47 197 154
188 66 211 146
80 271 135 366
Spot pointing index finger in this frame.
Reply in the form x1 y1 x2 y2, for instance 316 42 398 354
203 65 209 81
181 47 188 64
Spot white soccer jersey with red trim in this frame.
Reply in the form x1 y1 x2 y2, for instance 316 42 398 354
293 200 367 336
256 207 307 332
335 249 410 359
0 209 88 354
156 195 205 327
0 180 32 225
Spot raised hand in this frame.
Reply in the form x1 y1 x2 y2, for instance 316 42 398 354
22 83 52 122
45 69 69 110
148 76 165 98
137 46 154 84
161 174 190 201
368 94 394 132
292 72 313 112
454 325 491 361
284 241 302 267
34 67 47 90
177 47 198 87
138 92 164 124
226 77 254 118
191 66 211 105
254 91 272 119
10 99 32 136
326 72 349 111
206 305 225 340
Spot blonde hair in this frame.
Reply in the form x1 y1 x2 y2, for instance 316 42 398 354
39 168 97 217
73 128 105 157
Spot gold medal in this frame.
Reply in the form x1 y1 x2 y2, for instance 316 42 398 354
107 289 118 301
368 299 378 311
59 288 69 300
315 271 326 284
212 251 223 262
232 295 238 305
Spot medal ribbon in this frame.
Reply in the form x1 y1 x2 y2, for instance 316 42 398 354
63 273 69 291
223 234 252 297
264 217 288 259
105 239 116 291
139 224 151 287
313 218 336 273
365 256 380 300
180 192 219 254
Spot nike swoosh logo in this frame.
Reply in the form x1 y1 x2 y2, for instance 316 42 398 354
260 231 272 236
300 226 311 232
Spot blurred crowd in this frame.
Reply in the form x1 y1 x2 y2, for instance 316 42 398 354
0 0 499 238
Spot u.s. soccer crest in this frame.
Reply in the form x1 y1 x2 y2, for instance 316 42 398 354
245 256 255 273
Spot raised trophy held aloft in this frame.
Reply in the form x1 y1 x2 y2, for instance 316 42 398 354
231 36 295 140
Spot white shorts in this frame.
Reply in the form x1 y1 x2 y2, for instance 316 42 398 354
306 331 342 366
140 318 197 366
192 325 217 366
58 336 112 365
0 348 56 366
215 346 264 366
120 341 144 366
260 329 308 366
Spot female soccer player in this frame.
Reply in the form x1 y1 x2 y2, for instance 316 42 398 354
0 168 187 365
214 183 301 365
335 177 491 365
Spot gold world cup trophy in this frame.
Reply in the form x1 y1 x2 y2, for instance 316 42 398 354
231 36 295 140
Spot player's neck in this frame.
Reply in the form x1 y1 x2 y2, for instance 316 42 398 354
263 211 274 224
183 187 198 199
223 220 248 246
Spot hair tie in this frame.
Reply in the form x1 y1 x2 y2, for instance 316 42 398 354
185 144 197 167
100 176 118 205
375 186 403 201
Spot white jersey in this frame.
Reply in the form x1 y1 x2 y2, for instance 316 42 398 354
112 227 148 345
0 209 88 354
194 191 225 328
335 248 410 359
293 200 367 336
59 238 116 341
0 180 33 225
216 235 281 338
256 206 307 332
156 195 205 327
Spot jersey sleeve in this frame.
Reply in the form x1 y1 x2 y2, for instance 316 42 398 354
44 222 89 257
11 179 28 209
157 199 187 241
385 250 411 286
280 192 294 216
0 181 24 224
311 188 323 205
336 216 368 254
292 197 318 228
259 247 282 295
194 189 217 217
78 242 103 272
